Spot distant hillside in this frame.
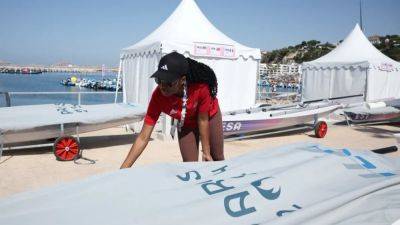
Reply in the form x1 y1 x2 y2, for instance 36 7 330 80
262 35 400 64
374 35 400 62
0 60 11 65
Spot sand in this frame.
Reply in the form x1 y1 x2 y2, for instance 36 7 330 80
0 122 399 199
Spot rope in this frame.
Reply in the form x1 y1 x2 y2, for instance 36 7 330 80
73 147 96 165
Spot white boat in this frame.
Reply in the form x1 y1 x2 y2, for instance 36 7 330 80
223 102 341 139
343 99 400 124
273 92 299 100
0 103 145 161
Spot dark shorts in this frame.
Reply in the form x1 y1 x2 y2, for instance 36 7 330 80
177 108 224 162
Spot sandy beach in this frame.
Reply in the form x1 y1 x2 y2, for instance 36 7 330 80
0 122 399 199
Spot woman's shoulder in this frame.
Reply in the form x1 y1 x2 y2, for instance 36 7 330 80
150 86 163 99
188 83 212 98
152 86 161 94
189 82 208 90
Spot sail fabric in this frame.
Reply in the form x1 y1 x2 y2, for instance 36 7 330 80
0 143 399 225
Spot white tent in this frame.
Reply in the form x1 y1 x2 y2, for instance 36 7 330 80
301 24 400 103
119 0 261 113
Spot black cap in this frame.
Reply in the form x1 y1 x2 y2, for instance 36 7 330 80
150 52 189 83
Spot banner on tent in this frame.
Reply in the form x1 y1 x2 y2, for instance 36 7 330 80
378 63 394 72
193 42 236 59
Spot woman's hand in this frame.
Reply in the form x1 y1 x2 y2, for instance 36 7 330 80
202 151 213 161
120 124 154 169
198 112 213 162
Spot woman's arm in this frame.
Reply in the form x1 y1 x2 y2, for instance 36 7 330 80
120 124 154 169
198 112 213 161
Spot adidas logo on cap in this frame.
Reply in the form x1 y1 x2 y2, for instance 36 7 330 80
161 65 168 71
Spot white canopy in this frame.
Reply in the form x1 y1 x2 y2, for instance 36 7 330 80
120 0 261 115
121 0 260 59
302 24 400 102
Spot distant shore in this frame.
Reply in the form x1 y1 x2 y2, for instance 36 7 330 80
0 65 118 74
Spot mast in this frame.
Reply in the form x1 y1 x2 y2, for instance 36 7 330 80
101 64 105 80
359 0 363 31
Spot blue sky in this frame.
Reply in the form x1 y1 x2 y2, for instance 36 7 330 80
0 0 399 66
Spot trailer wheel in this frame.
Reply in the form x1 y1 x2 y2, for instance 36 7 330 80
53 136 80 161
315 121 328 138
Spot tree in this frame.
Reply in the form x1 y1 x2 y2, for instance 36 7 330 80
261 36 400 64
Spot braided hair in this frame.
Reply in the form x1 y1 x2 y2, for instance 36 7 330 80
186 58 218 98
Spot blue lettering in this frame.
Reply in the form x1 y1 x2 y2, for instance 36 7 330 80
176 170 201 181
224 191 256 217
201 180 234 195
251 177 281 200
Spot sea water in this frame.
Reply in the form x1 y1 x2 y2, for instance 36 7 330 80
0 72 122 107
0 72 298 107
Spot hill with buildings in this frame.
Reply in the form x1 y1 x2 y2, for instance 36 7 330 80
261 40 336 64
261 34 400 64
0 60 11 66
372 35 400 61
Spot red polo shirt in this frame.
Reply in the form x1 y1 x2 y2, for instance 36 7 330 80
144 83 219 128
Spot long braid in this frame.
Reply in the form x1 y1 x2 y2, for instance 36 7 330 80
186 58 218 98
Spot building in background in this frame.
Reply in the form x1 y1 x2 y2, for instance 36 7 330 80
368 35 381 45
260 63 300 77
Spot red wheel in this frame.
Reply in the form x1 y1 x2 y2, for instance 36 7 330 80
53 136 80 161
315 121 328 138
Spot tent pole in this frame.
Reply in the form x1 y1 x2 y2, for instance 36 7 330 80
114 60 122 103
299 65 304 102
365 67 369 101
0 133 3 159
256 60 261 102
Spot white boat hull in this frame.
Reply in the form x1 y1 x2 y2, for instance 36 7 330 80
223 103 340 136
0 103 145 145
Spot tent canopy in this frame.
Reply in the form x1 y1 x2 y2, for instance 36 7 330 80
120 0 261 117
303 24 400 68
301 24 400 102
121 0 260 60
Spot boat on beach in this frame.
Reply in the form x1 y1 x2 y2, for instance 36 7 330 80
223 102 341 139
0 103 145 161
343 99 400 124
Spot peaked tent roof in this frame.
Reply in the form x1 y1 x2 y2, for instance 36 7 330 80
305 24 399 67
122 0 260 59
